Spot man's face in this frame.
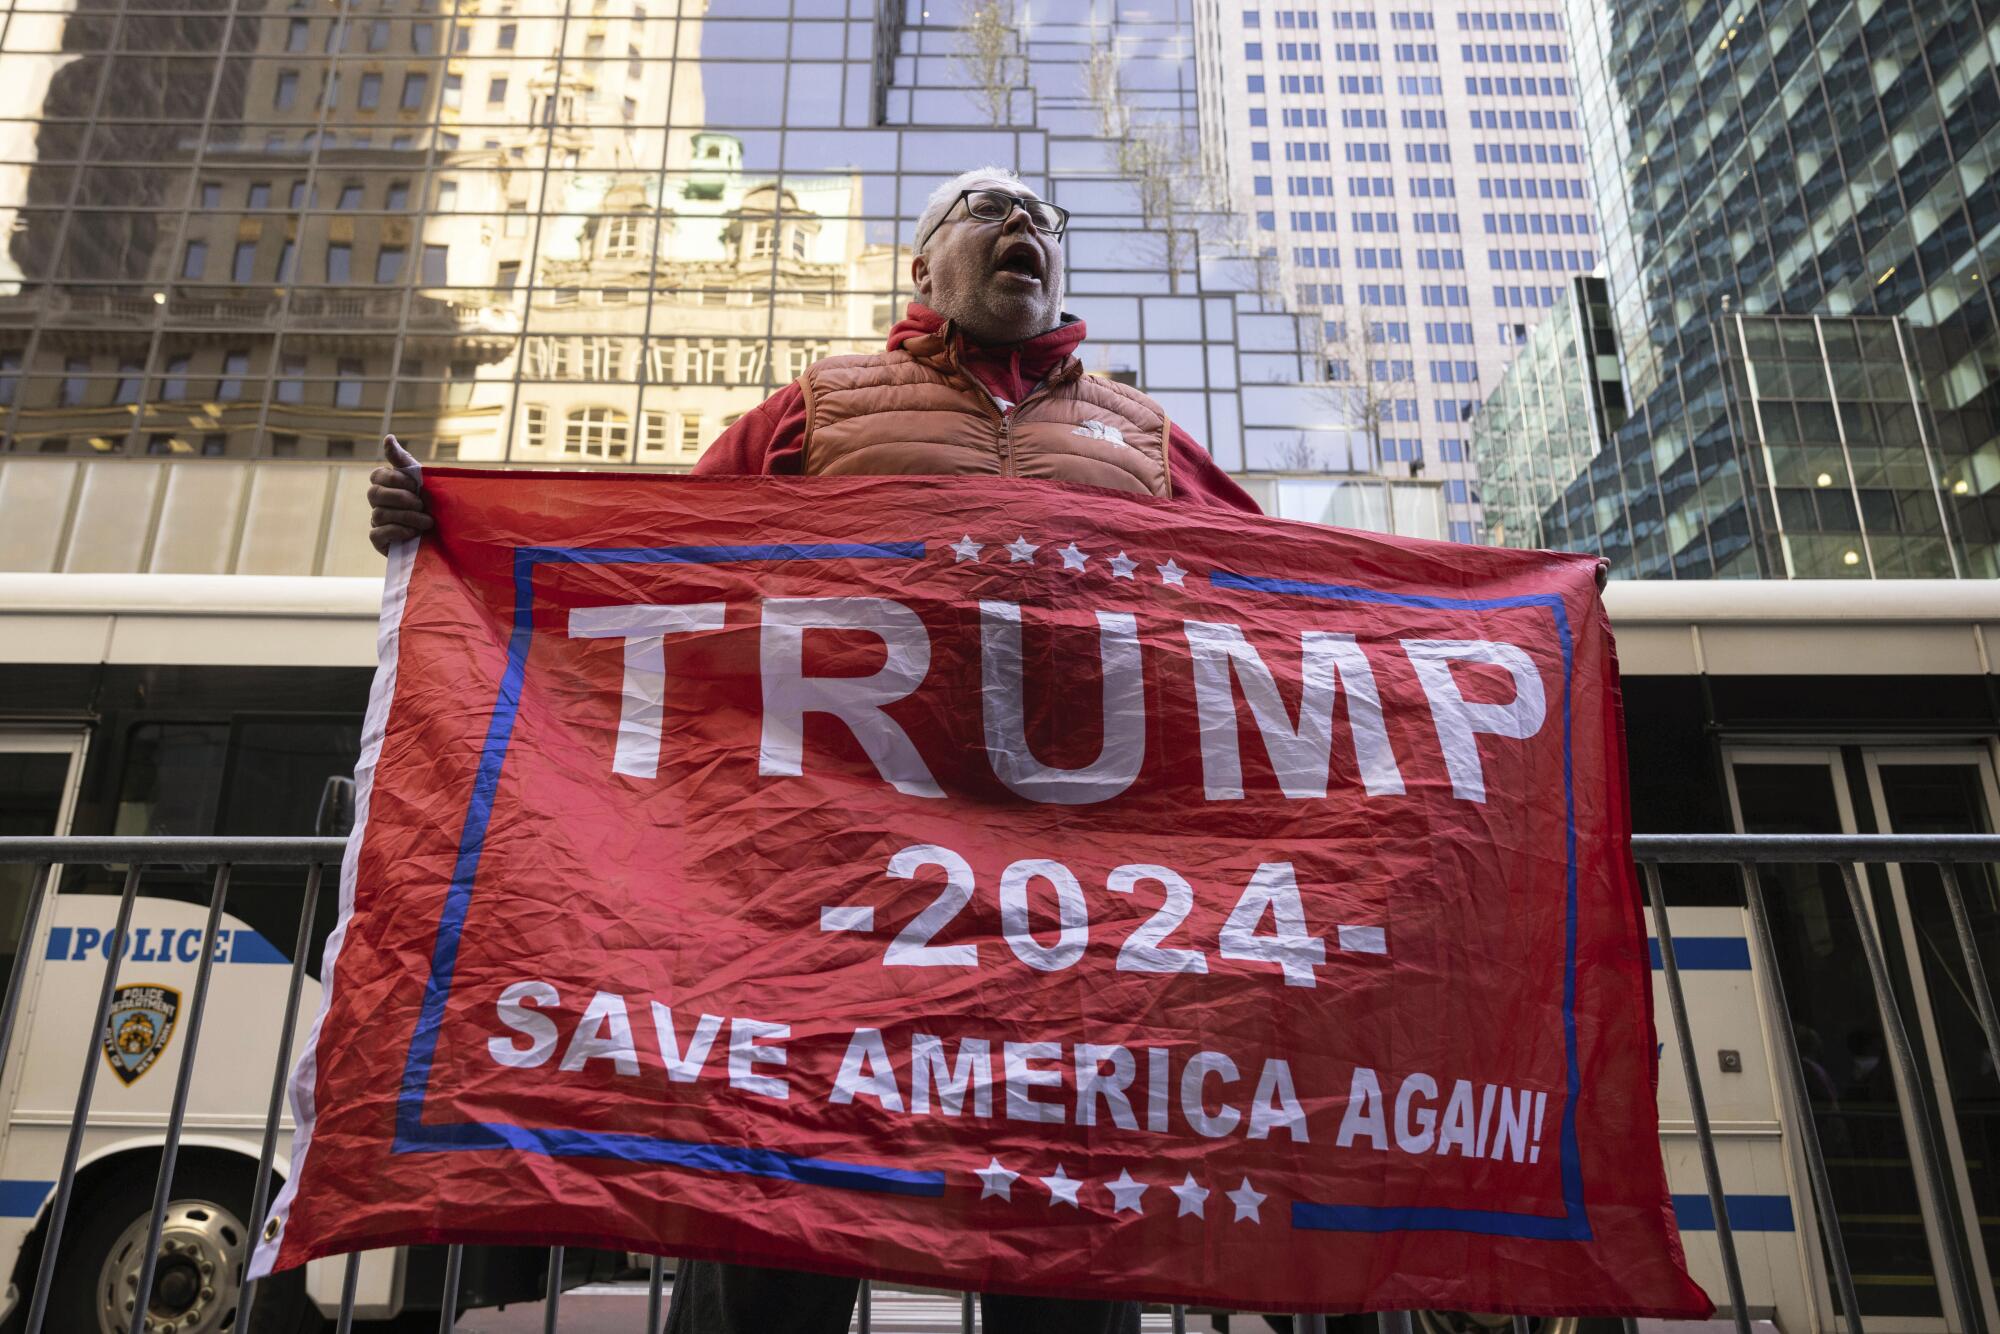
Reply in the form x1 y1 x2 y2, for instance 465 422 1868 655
913 178 1065 345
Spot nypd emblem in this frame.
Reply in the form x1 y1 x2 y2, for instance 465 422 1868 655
103 984 179 1086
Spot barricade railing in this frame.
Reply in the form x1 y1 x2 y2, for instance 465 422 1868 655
0 834 1993 1334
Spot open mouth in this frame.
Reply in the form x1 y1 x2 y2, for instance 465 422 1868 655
994 242 1044 285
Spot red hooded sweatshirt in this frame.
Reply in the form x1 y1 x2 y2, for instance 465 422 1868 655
692 304 1261 513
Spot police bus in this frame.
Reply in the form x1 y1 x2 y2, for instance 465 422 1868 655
0 571 1993 1333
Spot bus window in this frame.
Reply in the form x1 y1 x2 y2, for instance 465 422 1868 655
113 723 227 839
1731 756 1947 1321
0 741 81 1013
1871 759 2000 1302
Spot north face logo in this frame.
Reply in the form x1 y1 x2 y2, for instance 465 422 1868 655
1072 420 1127 446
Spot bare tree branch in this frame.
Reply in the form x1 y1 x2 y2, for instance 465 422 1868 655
955 0 1019 127
1318 308 1400 473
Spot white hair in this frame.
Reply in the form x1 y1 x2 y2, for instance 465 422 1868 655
914 165 1028 253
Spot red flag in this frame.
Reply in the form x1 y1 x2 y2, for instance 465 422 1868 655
253 470 1709 1318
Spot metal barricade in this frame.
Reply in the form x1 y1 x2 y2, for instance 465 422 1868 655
0 833 1992 1334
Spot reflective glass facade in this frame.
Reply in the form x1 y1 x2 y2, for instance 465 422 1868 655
1477 0 1998 576
0 0 1446 575
1469 272 1622 549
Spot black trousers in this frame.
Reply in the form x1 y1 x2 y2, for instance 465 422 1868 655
664 1258 1143 1334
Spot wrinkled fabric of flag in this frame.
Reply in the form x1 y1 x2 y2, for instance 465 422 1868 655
252 470 1710 1318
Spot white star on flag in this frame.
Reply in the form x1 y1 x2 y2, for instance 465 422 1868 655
1040 1164 1083 1207
1157 558 1188 586
975 1157 1019 1201
1005 535 1039 563
1108 551 1138 579
1106 1169 1148 1214
1226 1177 1267 1223
949 535 983 562
1058 541 1089 571
1170 1173 1209 1218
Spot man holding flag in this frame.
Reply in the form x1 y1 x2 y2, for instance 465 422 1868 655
367 165 1262 1334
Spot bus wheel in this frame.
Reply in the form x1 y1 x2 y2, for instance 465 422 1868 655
51 1163 322 1334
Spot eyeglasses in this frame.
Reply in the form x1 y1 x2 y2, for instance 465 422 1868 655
917 188 1070 253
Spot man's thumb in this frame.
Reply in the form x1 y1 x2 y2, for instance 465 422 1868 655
383 434 421 473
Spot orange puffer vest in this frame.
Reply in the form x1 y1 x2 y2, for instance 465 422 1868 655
798 326 1173 498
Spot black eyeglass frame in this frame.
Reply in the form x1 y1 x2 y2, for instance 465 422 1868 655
916 188 1070 253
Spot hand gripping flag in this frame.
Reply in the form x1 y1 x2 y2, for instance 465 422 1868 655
253 470 1710 1318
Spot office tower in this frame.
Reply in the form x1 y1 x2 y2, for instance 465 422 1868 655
0 0 1446 578
1193 0 1600 542
1475 0 1994 577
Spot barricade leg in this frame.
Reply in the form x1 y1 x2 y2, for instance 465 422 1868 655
646 1256 666 1333
24 864 143 1334
1643 862 1752 1334
960 1288 973 1333
336 1251 361 1334
857 1276 871 1333
240 863 325 1331
544 1245 565 1333
1373 1313 1409 1334
437 1244 464 1334
127 864 234 1334
1940 861 2000 1081
1170 1303 1188 1333
1511 1319 1530 1334
1743 865 1863 1331
1835 860 1982 1330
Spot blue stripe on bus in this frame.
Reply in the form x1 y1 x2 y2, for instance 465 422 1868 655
0 1181 50 1218
1673 1193 1795 1231
1648 937 1752 970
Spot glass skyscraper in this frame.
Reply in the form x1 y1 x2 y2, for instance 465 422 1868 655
1476 0 1997 577
0 0 1445 577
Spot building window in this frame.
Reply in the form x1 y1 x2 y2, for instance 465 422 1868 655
181 241 207 280
162 356 191 401
248 182 271 209
218 349 250 399
497 261 520 290
271 433 299 457
565 408 630 459
680 413 702 454
411 20 435 52
434 438 460 461
275 70 299 109
497 22 516 47
287 17 310 50
326 244 352 283
386 181 410 210
114 361 143 405
358 73 381 109
523 403 548 450
421 244 448 286
276 241 296 282
276 356 306 404
62 358 90 406
327 438 355 458
232 241 257 283
602 214 644 258
488 76 508 103
401 72 429 108
376 246 405 282
201 435 227 456
367 17 388 50
641 411 668 454
0 352 19 406
335 358 363 408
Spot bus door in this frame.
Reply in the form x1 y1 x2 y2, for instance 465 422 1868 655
0 730 86 1027
1726 747 2000 1334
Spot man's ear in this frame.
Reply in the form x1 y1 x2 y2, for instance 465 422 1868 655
911 252 931 301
